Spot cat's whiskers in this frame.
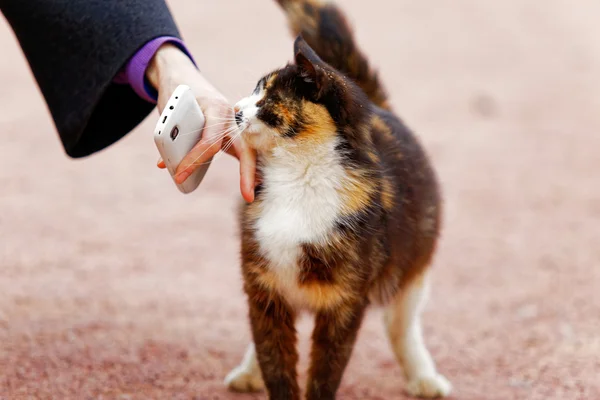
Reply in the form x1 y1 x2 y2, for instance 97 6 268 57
173 121 234 139
173 124 242 176
204 116 236 121
222 133 242 156
206 124 240 145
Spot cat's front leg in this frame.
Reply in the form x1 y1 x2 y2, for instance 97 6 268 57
305 300 368 400
247 285 300 400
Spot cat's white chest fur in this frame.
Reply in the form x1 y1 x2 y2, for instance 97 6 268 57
254 143 344 305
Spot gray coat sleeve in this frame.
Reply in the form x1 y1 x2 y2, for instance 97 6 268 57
0 0 183 157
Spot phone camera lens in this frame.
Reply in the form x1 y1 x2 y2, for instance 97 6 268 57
170 126 179 141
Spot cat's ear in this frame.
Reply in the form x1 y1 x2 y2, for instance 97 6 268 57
294 36 328 96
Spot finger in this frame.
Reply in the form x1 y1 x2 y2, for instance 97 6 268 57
221 135 241 160
173 106 232 184
237 137 257 203
157 158 166 169
173 134 223 184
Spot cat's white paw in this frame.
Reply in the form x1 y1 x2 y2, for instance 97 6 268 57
224 365 265 393
405 373 452 398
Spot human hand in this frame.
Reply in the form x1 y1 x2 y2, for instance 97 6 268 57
146 44 256 202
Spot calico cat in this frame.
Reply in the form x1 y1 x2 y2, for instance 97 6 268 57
224 0 451 399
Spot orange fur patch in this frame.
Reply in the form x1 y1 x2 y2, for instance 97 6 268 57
255 270 278 291
266 73 277 89
339 170 377 217
279 104 293 124
294 101 337 145
256 270 353 311
367 150 380 163
381 176 395 210
371 115 393 139
298 282 354 310
370 115 384 130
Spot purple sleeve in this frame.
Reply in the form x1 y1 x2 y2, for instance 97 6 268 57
113 36 197 103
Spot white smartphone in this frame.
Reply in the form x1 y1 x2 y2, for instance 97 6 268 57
153 85 211 194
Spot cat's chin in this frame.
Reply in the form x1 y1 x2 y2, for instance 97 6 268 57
242 130 276 153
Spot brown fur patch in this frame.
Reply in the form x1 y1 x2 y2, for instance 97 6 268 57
246 281 300 400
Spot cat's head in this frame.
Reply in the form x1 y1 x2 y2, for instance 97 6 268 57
234 36 369 153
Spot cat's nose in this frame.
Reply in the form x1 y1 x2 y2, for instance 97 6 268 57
235 111 244 126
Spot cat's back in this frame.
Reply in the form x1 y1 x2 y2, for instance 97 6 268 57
370 107 435 177
367 105 442 289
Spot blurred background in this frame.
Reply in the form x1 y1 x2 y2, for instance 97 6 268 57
1 1 599 399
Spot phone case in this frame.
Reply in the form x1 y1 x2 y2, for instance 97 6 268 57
153 85 210 194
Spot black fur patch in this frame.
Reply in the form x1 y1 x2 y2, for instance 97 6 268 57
257 107 283 128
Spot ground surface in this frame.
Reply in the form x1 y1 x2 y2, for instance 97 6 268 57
1 1 599 399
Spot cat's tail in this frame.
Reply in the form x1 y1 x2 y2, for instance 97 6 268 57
275 0 390 110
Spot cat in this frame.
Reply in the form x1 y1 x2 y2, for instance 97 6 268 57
224 0 451 399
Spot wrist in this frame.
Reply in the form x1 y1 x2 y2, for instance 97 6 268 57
115 37 197 104
146 43 197 91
